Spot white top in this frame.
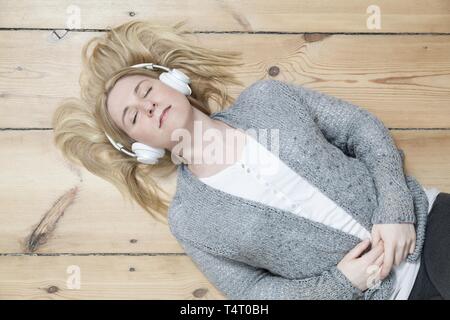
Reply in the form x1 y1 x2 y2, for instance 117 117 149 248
199 133 441 300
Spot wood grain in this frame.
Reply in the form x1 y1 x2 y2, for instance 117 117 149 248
0 255 226 299
0 0 449 32
1 32 449 128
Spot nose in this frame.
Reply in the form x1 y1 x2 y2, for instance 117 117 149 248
145 103 158 117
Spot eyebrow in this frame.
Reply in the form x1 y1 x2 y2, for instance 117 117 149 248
121 79 147 127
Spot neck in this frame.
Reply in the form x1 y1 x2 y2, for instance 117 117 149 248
171 108 225 168
169 108 242 172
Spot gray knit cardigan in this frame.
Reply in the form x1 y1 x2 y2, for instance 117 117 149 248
168 79 429 300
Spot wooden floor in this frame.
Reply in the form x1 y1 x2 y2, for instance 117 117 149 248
0 1 449 299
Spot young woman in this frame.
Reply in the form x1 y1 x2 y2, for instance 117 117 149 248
52 19 448 300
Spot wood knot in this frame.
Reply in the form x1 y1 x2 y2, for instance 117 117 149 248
192 288 208 298
268 66 280 77
47 285 59 294
303 33 331 43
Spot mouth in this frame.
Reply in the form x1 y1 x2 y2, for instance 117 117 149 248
159 105 171 128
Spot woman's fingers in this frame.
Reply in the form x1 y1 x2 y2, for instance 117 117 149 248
368 253 384 281
371 229 381 247
409 239 416 254
381 244 395 279
346 239 371 260
375 252 385 266
394 246 404 266
408 228 416 255
364 245 384 288
361 241 384 263
404 245 410 262
366 253 385 290
395 241 411 266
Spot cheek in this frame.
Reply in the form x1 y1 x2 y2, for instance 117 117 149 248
136 123 157 140
133 123 165 148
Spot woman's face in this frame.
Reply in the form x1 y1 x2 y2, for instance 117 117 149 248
106 74 193 150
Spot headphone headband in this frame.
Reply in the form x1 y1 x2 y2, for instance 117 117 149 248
130 63 170 73
105 132 136 157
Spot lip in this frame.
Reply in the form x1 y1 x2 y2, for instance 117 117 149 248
159 105 171 128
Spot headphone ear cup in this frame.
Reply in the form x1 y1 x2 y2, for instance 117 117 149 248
169 68 191 84
159 71 192 96
132 142 165 164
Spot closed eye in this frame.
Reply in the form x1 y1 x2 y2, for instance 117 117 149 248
144 87 152 97
132 111 138 125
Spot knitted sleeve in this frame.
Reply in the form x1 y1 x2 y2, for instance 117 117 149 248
179 237 365 300
272 79 415 225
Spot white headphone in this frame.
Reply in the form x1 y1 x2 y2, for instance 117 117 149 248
104 63 192 164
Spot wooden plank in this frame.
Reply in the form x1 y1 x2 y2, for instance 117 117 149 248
0 130 448 254
0 255 226 299
1 31 449 128
0 0 449 33
396 130 450 188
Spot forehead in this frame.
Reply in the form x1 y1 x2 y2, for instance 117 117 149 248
108 74 148 106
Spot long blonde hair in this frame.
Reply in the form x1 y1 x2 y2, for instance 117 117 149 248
51 19 245 224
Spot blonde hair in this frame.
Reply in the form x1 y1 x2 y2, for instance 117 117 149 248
51 19 245 224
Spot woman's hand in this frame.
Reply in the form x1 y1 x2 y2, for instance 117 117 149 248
337 239 384 292
371 223 416 279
